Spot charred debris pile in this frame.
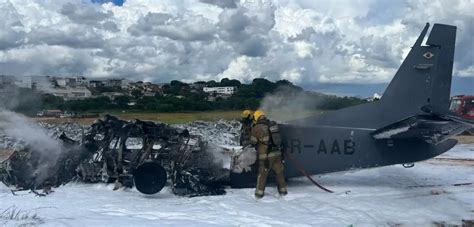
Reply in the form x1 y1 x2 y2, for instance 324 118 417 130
0 115 247 197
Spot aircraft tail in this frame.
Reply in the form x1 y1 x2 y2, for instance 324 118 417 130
286 23 458 130
380 23 457 114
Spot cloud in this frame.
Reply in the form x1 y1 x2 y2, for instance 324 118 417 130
217 56 260 81
0 0 471 94
200 0 237 8
0 0 26 50
29 25 105 49
61 2 113 26
237 36 269 57
127 12 173 36
0 45 94 76
128 12 216 41
217 5 275 57
101 21 120 32
400 0 474 80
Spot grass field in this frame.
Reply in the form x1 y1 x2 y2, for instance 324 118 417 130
34 110 324 125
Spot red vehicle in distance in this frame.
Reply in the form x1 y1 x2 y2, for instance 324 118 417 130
450 95 474 135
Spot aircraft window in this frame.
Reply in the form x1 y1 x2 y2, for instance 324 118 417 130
126 138 143 149
465 99 474 109
449 99 461 110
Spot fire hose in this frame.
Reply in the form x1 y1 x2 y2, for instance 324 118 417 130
284 151 334 193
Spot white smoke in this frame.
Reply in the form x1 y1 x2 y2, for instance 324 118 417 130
0 86 21 110
259 86 321 123
0 109 65 185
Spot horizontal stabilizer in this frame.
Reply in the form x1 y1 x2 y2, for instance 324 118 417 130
421 105 474 127
372 114 470 144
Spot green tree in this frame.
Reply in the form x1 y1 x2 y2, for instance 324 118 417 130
131 90 143 99
220 78 241 87
114 96 131 108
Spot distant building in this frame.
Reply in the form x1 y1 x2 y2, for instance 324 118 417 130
128 81 163 95
65 77 77 87
56 78 67 87
143 91 156 97
127 82 141 90
58 77 89 88
102 92 126 100
76 76 89 87
0 75 15 86
14 76 33 88
366 93 382 102
89 80 104 88
37 109 63 118
105 79 121 87
49 87 92 100
105 79 129 89
203 86 236 95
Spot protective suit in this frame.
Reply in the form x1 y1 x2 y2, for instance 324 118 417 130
250 110 287 198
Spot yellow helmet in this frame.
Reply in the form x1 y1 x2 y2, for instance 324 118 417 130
253 110 265 122
241 110 253 119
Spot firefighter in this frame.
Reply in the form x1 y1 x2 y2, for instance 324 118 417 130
250 110 287 198
240 110 254 146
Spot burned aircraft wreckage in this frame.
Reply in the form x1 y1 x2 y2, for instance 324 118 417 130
3 23 469 198
0 115 254 197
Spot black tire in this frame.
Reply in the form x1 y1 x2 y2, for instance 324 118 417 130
133 162 167 195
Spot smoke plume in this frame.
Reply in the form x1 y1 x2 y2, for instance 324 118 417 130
0 109 65 185
0 85 42 113
0 86 21 110
259 86 320 123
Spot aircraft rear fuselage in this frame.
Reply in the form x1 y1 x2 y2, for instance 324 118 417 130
279 124 457 178
227 23 468 187
278 23 461 178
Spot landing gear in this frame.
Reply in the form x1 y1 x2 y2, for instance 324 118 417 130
402 163 415 168
133 162 167 195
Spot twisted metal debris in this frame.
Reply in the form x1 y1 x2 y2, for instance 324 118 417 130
0 115 240 197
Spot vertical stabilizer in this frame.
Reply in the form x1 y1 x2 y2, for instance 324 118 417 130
381 23 457 114
425 24 457 109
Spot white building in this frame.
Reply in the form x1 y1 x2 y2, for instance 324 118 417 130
49 87 92 100
89 80 103 88
54 76 89 88
366 93 382 102
14 76 33 88
76 76 89 87
203 86 236 95
56 78 67 87
104 79 129 89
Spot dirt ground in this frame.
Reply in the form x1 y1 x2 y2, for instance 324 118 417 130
0 149 14 162
454 135 474 144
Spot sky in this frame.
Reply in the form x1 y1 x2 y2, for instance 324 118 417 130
0 0 472 96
